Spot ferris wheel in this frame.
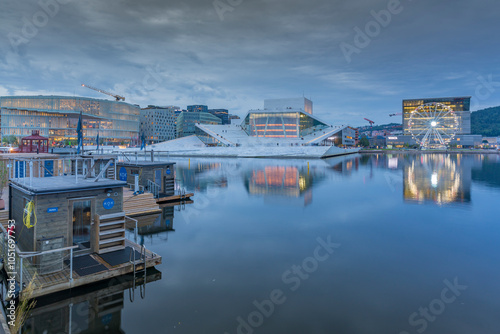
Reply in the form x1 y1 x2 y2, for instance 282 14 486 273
408 102 459 149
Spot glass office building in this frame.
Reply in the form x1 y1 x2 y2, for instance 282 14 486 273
402 97 471 135
140 105 179 144
241 110 329 138
0 96 140 145
177 111 222 138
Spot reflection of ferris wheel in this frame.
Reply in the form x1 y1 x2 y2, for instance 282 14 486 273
408 102 459 149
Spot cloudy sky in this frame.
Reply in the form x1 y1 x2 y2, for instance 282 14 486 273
1 0 499 126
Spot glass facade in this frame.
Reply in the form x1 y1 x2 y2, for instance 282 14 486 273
403 97 471 135
241 111 329 138
140 106 178 144
177 112 222 138
323 127 356 147
208 109 229 124
0 96 140 145
187 105 208 113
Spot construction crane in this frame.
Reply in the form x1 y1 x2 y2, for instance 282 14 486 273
81 84 125 101
364 118 375 127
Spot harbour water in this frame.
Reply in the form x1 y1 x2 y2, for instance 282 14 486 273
19 154 500 333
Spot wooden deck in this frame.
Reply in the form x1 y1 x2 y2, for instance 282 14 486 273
123 189 162 216
0 227 161 301
25 239 161 300
156 193 194 204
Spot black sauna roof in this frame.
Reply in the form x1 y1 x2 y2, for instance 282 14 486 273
10 176 127 194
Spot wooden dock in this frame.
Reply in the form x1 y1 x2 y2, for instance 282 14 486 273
123 189 161 217
0 225 161 300
156 193 194 204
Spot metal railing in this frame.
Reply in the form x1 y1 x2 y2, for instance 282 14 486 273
7 156 118 184
125 215 139 243
0 218 145 296
147 180 160 198
113 150 171 163
0 224 77 294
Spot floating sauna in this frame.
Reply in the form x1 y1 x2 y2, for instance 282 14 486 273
116 162 175 197
1 156 161 299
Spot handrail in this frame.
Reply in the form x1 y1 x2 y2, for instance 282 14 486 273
125 215 138 242
17 245 79 258
147 179 160 198
0 226 78 292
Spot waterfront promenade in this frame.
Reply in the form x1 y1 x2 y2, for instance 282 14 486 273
360 149 500 154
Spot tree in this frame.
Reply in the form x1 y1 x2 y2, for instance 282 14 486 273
2 135 18 145
359 136 370 147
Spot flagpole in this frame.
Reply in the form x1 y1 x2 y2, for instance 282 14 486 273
80 111 84 155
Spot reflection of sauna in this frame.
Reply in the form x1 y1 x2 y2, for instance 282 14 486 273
403 154 471 204
137 207 175 236
20 269 161 334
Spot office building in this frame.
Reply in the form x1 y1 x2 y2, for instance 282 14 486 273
140 105 179 144
187 105 208 113
403 97 471 135
177 111 222 138
208 109 229 124
0 95 140 145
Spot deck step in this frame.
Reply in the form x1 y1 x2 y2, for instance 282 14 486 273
99 228 125 236
99 236 125 245
98 212 126 220
98 245 125 253
100 220 125 227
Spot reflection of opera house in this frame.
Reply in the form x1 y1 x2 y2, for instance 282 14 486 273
404 155 471 205
142 98 359 158
244 164 326 206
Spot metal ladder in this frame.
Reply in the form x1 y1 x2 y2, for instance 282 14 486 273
129 245 147 302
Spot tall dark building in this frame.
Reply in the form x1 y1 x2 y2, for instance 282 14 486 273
187 105 208 113
208 109 229 124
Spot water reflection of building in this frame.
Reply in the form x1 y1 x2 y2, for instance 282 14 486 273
404 154 471 204
17 270 161 334
324 155 360 175
175 162 229 193
244 165 325 206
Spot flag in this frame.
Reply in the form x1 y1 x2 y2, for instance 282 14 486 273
96 132 100 151
140 134 145 150
77 111 83 154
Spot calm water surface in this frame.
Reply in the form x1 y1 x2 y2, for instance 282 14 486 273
24 154 500 333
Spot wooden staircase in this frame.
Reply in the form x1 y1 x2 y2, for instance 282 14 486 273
164 178 175 196
106 165 116 179
94 212 126 254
